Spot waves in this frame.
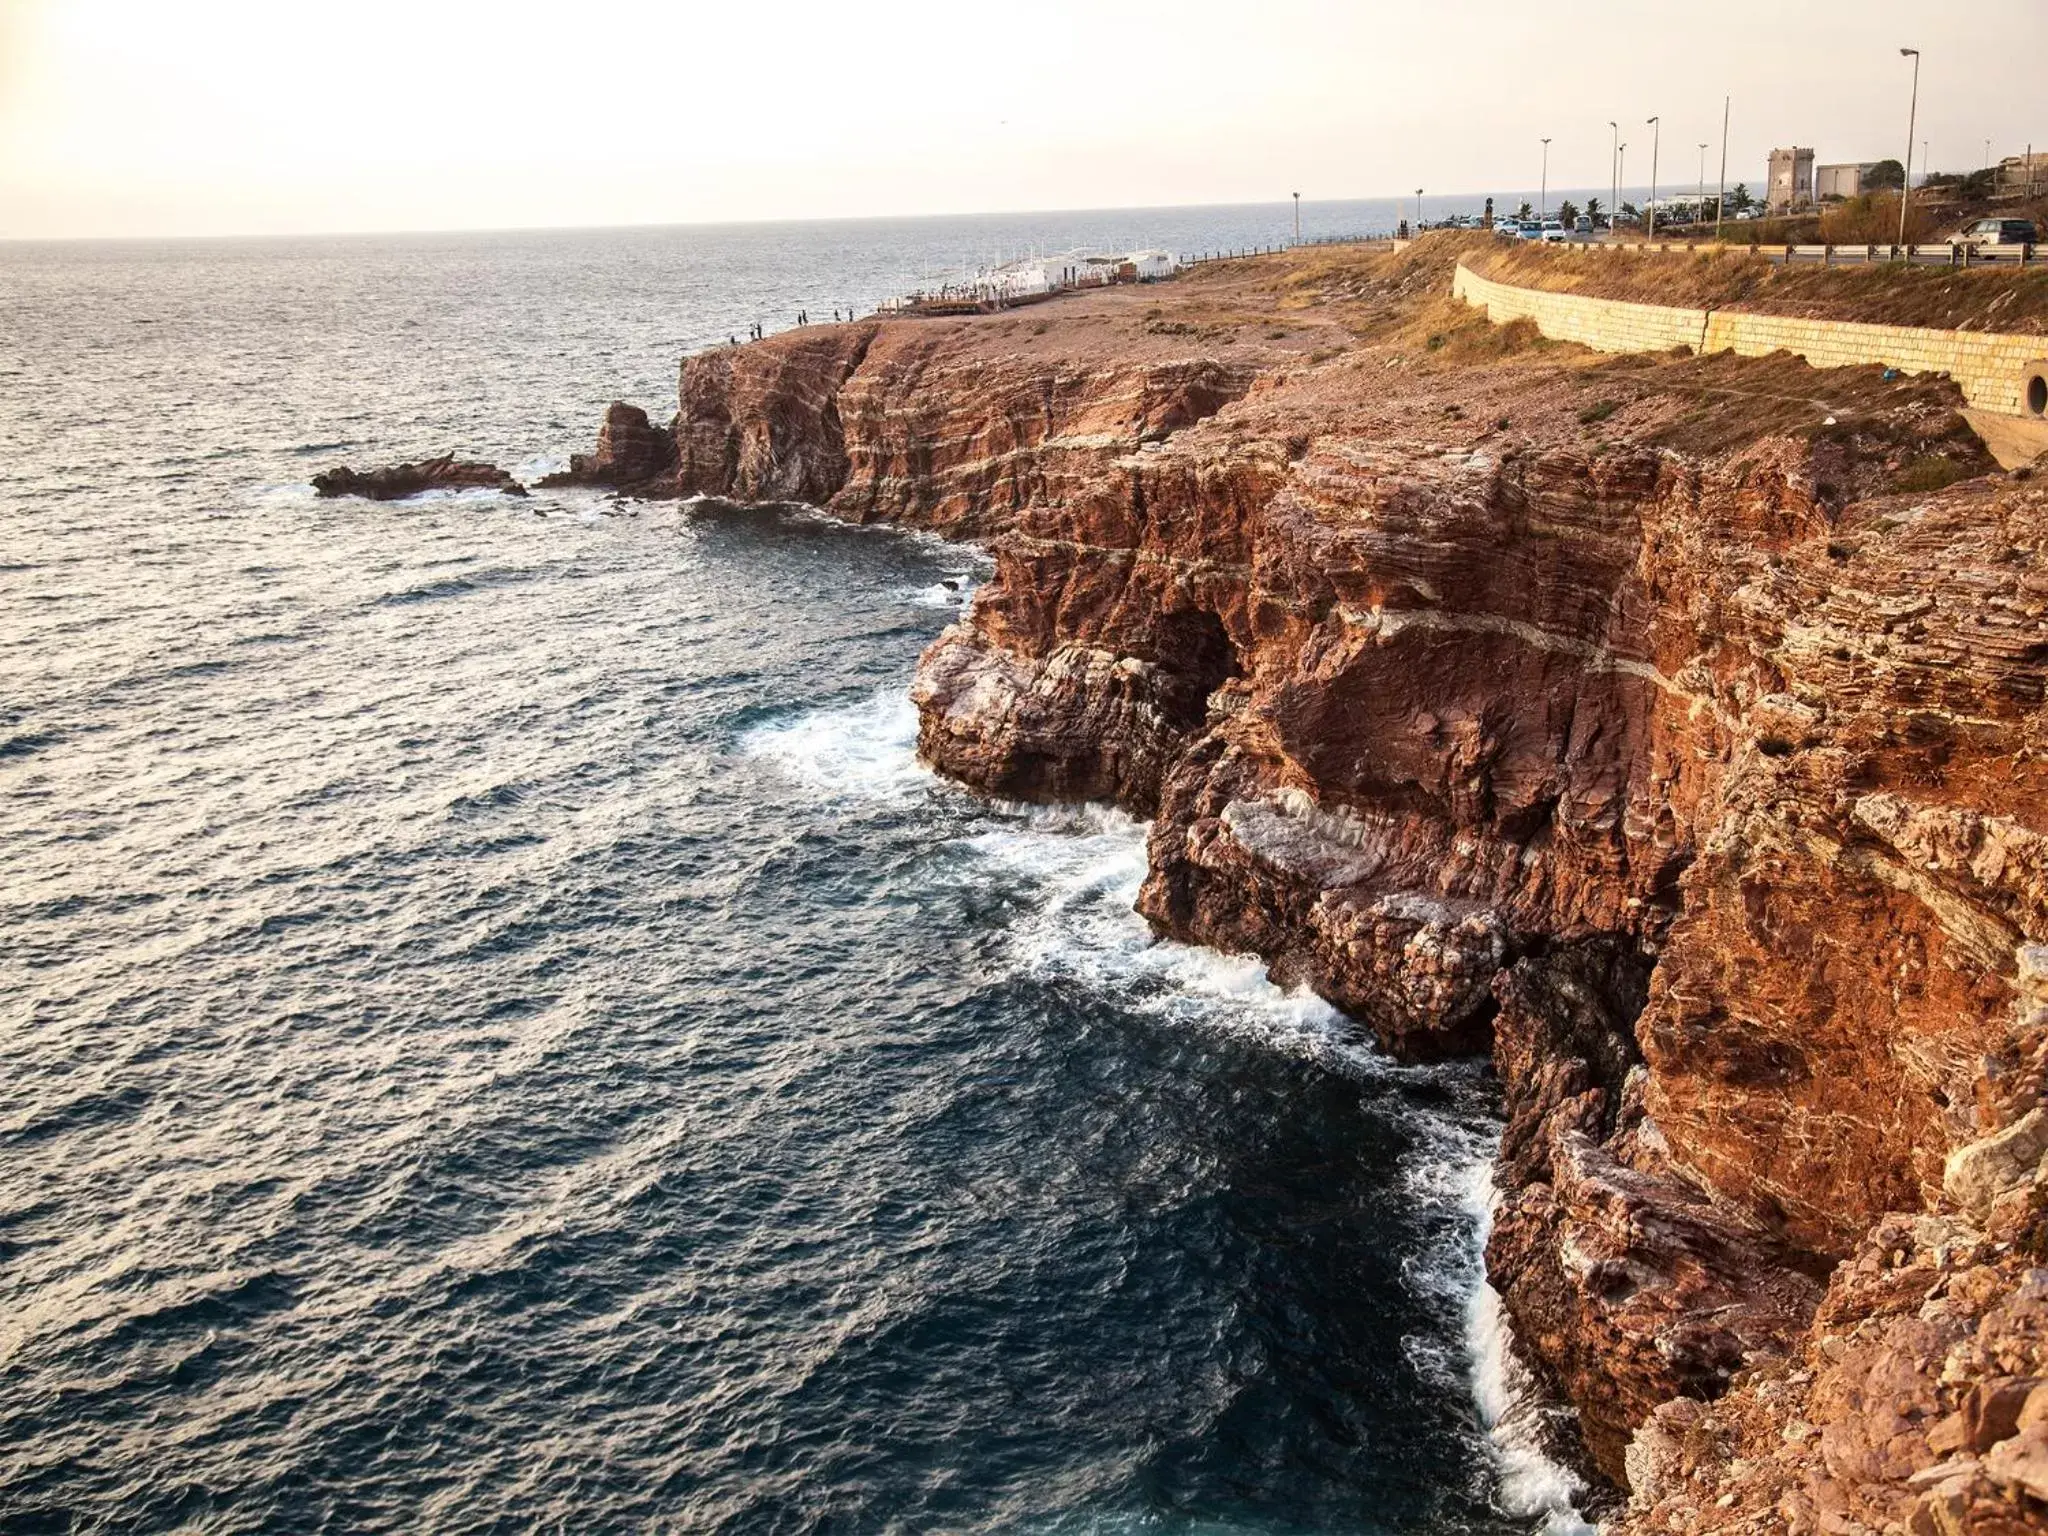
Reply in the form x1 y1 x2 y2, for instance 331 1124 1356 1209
744 686 1599 1534
5 195 1603 1524
739 687 936 807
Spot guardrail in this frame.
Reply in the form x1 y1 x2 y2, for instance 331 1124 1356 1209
1553 237 2039 268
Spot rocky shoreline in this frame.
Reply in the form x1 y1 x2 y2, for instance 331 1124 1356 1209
564 235 2048 1531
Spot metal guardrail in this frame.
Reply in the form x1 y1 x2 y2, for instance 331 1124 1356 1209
1571 237 2039 268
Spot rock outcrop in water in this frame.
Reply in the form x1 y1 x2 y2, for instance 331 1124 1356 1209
312 454 526 499
567 237 2048 1528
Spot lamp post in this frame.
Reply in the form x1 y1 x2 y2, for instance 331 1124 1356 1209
1415 188 1423 235
1898 47 1920 254
1618 143 1627 228
1715 95 1730 240
1609 120 1619 235
1697 143 1708 225
1540 137 1551 221
1293 192 1300 243
1645 115 1661 238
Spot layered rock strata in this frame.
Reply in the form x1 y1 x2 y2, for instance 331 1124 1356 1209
567 240 2048 1525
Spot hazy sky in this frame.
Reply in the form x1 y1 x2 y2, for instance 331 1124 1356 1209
1 0 2042 238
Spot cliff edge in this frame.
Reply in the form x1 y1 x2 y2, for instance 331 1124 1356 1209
567 235 2048 1531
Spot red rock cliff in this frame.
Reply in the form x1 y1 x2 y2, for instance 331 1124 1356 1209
569 241 2048 1527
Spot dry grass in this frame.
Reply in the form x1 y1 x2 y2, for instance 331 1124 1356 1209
1470 238 2048 333
1816 193 1939 245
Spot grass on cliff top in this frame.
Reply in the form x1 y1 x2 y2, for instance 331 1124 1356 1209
1470 238 2048 334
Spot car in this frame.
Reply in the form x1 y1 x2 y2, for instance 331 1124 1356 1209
1947 217 2038 248
1573 215 1594 236
1539 220 1567 242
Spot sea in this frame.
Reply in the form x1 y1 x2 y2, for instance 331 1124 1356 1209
0 206 1594 1535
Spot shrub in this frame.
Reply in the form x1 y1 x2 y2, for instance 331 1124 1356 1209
1893 456 1973 493
1817 193 1937 245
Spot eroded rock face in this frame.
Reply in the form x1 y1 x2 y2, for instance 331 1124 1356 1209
563 244 2048 1511
545 401 677 492
312 455 526 499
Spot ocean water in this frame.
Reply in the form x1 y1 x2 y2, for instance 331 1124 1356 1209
0 214 1589 1534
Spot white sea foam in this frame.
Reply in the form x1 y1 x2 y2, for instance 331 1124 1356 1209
1462 1164 1600 1536
738 688 934 806
904 576 979 612
1384 1079 1599 1533
956 807 1384 1077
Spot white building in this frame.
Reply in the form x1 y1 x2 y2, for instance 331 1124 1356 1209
1127 249 1179 281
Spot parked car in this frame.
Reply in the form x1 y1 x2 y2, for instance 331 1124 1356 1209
1539 220 1567 242
1572 215 1594 236
1947 217 2038 248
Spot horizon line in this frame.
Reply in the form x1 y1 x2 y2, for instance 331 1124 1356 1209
0 185 1675 247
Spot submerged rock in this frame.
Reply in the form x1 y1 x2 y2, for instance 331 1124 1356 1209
312 454 526 500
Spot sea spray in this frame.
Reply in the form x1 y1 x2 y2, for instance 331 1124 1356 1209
1462 1168 1600 1536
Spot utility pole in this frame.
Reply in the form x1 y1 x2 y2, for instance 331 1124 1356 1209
1698 142 1708 223
1609 120 1619 236
1898 48 1919 254
1415 188 1424 235
1293 192 1300 242
1618 143 1627 227
1646 116 1661 238
1540 137 1551 221
1716 95 1730 241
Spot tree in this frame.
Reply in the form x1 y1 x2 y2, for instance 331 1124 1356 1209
1863 159 1904 192
1585 195 1604 225
1557 199 1580 227
1728 182 1754 213
1620 200 1641 223
1516 200 1533 220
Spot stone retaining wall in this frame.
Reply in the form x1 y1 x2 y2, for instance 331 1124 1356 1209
1451 263 2047 416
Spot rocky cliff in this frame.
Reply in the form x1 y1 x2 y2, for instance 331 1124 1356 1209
565 238 2048 1530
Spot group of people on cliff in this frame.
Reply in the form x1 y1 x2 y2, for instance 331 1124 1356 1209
727 306 864 347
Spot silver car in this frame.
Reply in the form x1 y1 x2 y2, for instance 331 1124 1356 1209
1947 217 2038 248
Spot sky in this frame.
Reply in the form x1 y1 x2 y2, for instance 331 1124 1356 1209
1 0 2043 239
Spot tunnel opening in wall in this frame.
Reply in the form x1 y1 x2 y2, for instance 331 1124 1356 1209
2026 361 2048 419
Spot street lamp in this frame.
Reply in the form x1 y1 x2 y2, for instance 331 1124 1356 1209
1415 188 1423 235
1698 143 1708 223
1293 192 1300 243
1716 96 1730 241
1609 120 1619 235
1646 115 1661 238
1618 143 1627 228
1540 137 1551 221
1899 47 1920 253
